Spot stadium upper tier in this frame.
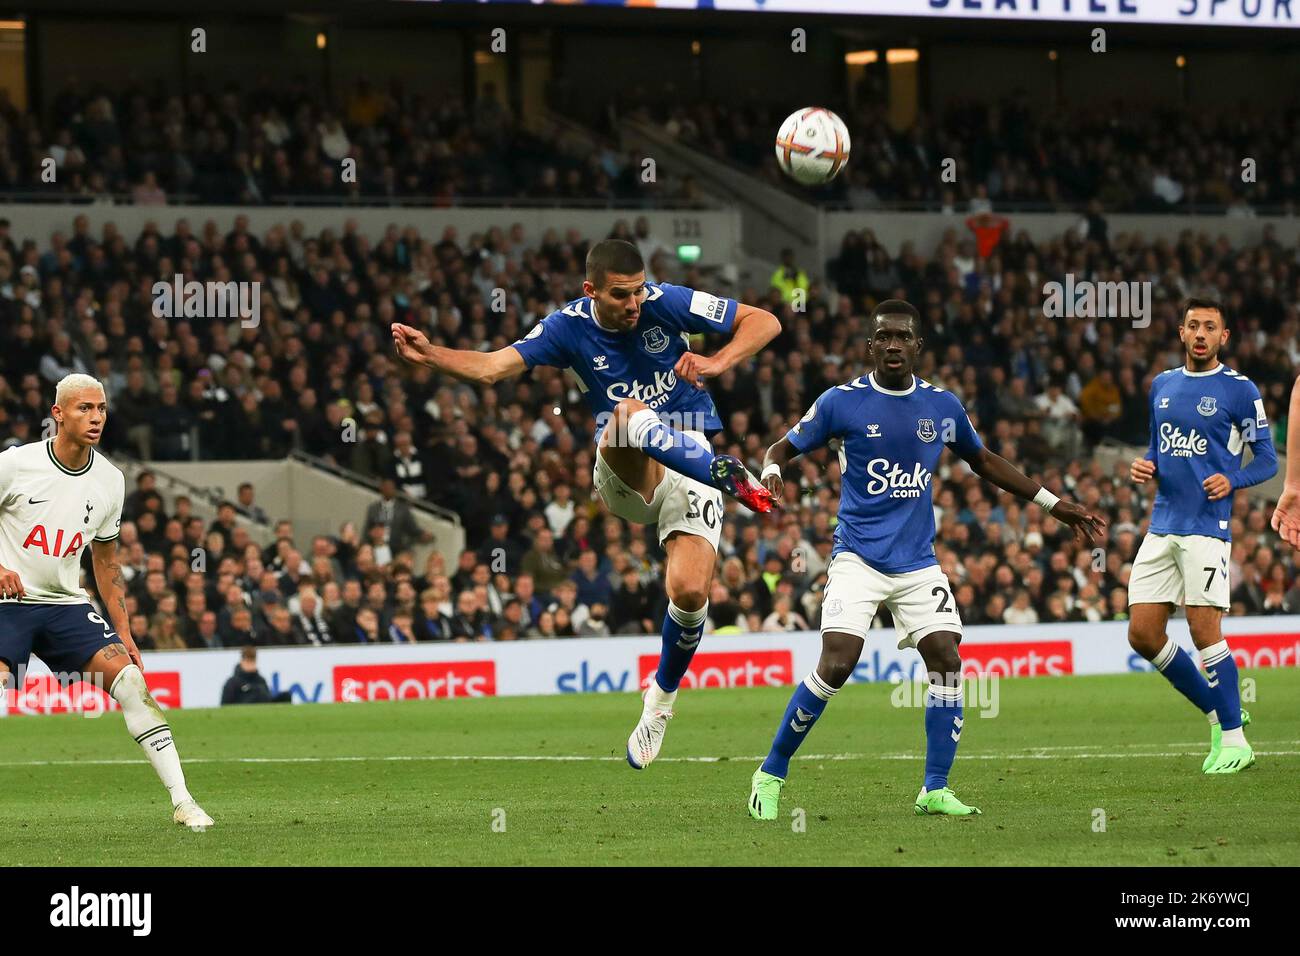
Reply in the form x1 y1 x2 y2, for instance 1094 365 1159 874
608 93 1300 214
8 81 1298 213
4 80 698 207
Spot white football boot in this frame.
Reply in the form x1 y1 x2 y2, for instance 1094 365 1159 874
626 680 677 770
173 799 215 831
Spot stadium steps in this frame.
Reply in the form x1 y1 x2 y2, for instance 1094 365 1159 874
114 453 463 571
618 116 824 274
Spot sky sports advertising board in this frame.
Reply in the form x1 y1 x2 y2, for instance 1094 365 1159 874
424 0 1300 30
7 618 1299 714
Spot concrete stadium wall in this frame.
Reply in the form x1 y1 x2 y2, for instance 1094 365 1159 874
151 459 465 573
36 19 464 108
0 203 743 269
820 210 1300 262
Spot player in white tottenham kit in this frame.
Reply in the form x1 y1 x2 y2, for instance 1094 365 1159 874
1129 298 1277 774
0 374 213 829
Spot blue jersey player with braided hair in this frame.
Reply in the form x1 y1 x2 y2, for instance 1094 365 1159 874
746 300 1106 820
394 238 780 769
1128 297 1276 774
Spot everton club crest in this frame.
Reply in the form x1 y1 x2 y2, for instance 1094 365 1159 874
641 326 669 354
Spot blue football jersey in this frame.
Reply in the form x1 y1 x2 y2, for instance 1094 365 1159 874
510 282 737 437
1146 364 1277 540
787 373 984 574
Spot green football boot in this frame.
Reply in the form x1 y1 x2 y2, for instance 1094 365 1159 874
748 767 784 821
1204 744 1256 774
1202 709 1252 773
914 787 982 816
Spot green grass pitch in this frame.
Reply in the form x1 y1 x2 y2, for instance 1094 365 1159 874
2 669 1297 866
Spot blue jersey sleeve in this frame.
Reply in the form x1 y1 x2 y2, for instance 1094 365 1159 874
1227 379 1278 490
510 315 571 370
655 282 738 336
1146 377 1160 463
942 395 984 458
787 387 840 454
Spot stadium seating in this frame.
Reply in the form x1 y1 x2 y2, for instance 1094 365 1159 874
1 196 1296 651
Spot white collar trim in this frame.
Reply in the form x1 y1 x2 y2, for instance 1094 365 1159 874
1180 364 1223 378
869 372 916 396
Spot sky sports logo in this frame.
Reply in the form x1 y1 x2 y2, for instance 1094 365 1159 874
957 641 1073 677
334 661 497 701
49 886 151 936
636 650 793 689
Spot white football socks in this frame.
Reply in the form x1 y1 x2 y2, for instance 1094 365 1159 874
110 665 193 808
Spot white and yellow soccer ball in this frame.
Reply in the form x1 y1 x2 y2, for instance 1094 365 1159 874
774 107 851 186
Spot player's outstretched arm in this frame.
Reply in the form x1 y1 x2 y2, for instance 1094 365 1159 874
1272 376 1300 547
961 447 1107 545
391 322 527 386
759 434 801 500
91 539 143 671
675 304 780 388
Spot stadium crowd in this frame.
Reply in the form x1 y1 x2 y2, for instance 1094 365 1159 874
1 207 1298 651
12 79 1297 215
620 92 1300 214
2 79 700 207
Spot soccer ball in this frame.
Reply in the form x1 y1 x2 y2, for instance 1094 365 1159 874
774 107 851 186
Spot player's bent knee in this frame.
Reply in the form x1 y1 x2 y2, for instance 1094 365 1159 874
817 656 856 689
1127 628 1163 658
610 397 650 431
918 631 962 678
668 586 708 612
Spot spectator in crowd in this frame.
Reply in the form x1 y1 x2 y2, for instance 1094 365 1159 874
221 646 293 705
364 478 430 555
770 248 810 304
292 590 334 646
522 528 568 597
237 482 269 524
762 594 809 632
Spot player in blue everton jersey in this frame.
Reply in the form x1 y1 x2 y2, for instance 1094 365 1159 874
393 239 780 768
745 301 1105 820
1128 297 1276 775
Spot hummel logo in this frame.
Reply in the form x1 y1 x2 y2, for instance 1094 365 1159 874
951 715 963 743
593 355 609 370
675 629 702 651
866 424 882 438
789 707 814 734
28 497 49 505
1159 398 1170 408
